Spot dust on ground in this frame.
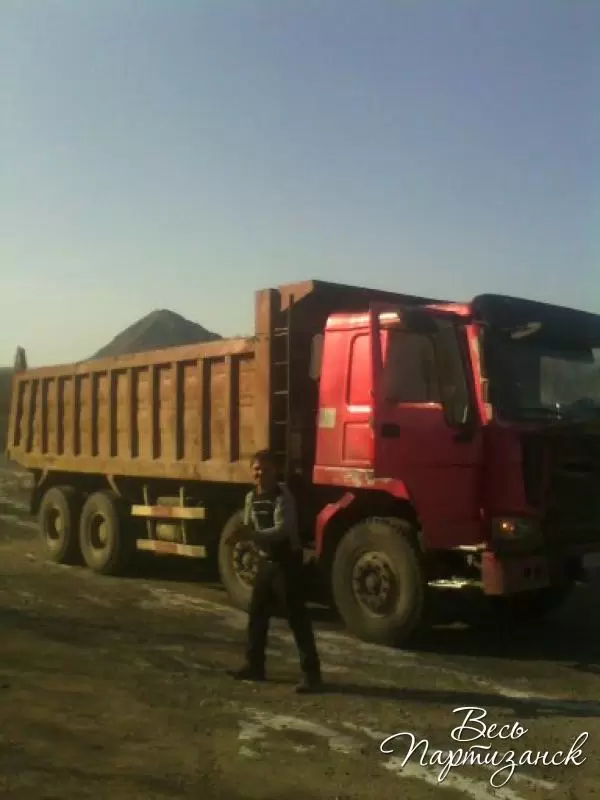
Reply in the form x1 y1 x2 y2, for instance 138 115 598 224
0 461 599 799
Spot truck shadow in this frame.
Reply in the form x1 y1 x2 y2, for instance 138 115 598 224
316 682 600 719
413 619 600 670
125 553 338 623
1 605 595 722
126 556 600 665
411 583 600 676
127 552 221 584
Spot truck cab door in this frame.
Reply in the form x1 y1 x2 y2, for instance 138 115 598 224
368 305 483 549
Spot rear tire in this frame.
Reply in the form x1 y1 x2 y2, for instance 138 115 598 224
331 516 428 647
38 486 81 564
218 510 259 612
79 491 133 575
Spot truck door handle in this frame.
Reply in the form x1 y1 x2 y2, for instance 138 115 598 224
381 423 400 438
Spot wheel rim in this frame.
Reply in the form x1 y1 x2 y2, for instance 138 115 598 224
351 551 398 617
233 540 259 589
46 506 64 543
88 512 110 553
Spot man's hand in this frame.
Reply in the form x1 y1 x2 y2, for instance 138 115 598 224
227 526 258 547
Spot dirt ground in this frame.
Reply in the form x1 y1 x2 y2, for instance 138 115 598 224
0 460 599 799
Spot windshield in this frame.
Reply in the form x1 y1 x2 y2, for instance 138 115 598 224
482 331 600 422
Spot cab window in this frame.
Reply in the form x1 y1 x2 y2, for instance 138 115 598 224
383 330 441 403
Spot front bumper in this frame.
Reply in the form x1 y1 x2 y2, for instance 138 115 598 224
481 550 590 595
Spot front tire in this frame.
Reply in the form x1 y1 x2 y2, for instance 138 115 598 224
79 491 133 575
38 486 81 564
331 516 428 647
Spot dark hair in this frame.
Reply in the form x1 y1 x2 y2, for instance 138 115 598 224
250 449 277 467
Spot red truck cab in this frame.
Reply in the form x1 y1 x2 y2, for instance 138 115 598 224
308 293 600 644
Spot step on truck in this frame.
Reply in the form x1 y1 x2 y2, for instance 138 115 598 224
6 280 600 645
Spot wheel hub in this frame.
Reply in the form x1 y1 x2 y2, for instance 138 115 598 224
233 541 259 588
352 551 397 616
89 514 109 551
47 507 64 541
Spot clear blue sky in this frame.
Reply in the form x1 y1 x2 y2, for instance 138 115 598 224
1 0 598 366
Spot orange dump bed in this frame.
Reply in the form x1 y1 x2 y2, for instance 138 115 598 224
7 337 262 483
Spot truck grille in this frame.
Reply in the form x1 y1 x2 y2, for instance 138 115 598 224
520 434 545 507
521 432 600 543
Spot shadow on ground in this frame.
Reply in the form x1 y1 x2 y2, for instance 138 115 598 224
317 681 600 719
40 555 600 682
409 581 600 677
50 550 600 673
125 553 337 623
1 604 596 722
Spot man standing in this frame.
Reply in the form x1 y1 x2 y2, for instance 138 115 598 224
231 449 322 693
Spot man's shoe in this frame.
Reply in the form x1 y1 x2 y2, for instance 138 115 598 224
231 666 266 682
295 673 323 694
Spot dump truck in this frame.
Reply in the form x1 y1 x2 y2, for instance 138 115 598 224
6 280 600 645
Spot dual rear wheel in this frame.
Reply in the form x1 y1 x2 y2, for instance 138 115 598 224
38 487 133 575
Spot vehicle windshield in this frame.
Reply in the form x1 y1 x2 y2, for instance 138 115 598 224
482 328 600 423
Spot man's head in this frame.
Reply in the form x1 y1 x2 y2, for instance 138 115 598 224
251 449 278 493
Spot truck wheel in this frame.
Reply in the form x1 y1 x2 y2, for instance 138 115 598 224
331 517 428 647
79 491 133 575
38 486 81 564
218 510 259 612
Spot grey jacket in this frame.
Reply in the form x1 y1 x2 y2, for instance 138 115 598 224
243 483 302 554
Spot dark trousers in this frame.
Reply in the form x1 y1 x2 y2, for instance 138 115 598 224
246 556 320 676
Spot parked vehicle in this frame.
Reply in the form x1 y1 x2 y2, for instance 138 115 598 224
6 280 600 645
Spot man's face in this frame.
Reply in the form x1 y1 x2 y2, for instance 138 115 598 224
252 458 276 492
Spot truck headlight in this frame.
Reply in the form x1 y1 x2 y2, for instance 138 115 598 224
491 517 542 551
